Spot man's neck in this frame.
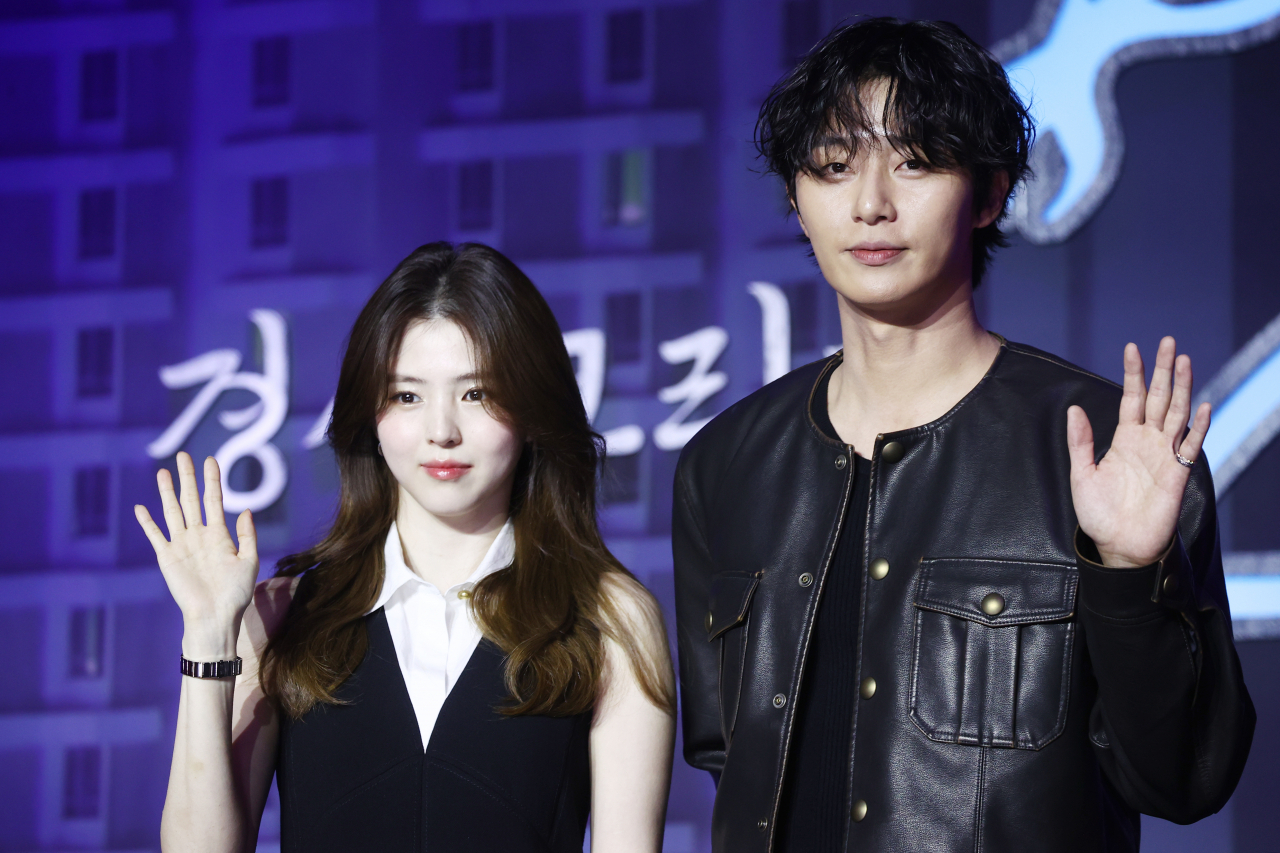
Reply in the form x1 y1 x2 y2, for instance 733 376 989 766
827 284 999 456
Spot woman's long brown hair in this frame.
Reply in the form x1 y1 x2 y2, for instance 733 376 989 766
259 242 673 719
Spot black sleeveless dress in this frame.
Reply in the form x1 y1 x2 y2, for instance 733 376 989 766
276 608 592 852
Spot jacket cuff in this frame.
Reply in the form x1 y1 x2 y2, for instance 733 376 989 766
1075 527 1193 620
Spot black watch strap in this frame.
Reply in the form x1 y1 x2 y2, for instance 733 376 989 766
180 656 243 679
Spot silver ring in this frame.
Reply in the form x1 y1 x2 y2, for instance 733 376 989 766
1175 451 1194 469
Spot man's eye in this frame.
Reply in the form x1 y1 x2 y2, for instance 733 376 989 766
463 388 485 402
824 162 848 174
903 159 925 171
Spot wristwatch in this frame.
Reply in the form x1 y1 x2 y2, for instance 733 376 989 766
180 656 243 679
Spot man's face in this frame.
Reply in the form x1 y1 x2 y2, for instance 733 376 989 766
793 84 1004 319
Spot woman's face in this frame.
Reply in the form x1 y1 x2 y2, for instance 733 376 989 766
376 318 523 531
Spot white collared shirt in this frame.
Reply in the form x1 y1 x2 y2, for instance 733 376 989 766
366 520 515 749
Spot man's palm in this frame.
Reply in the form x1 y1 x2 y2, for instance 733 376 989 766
1067 339 1210 568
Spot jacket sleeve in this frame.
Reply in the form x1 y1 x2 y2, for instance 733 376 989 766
672 458 725 779
1077 455 1255 822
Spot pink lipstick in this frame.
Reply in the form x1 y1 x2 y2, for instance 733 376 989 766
850 242 904 266
423 460 470 481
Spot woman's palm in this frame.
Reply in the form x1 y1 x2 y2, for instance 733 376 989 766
134 452 259 625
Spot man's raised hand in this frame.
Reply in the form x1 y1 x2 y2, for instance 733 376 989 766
134 452 259 657
1066 337 1211 568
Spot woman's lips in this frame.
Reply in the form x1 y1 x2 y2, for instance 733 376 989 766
851 246 904 266
423 462 471 481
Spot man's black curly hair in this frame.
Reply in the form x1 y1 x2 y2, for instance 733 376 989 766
755 18 1034 286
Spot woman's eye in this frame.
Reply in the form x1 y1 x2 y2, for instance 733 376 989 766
391 392 418 404
463 388 485 402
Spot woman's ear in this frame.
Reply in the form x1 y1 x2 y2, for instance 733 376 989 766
976 170 1011 229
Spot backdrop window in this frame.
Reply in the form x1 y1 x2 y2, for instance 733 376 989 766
253 36 291 107
80 50 118 122
606 10 645 83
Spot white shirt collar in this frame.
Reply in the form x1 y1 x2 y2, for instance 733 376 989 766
368 519 516 614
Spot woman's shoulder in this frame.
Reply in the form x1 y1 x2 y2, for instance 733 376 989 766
240 576 301 661
597 571 671 664
598 571 663 633
255 576 300 624
595 569 676 714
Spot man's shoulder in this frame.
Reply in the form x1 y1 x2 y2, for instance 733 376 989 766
998 340 1122 408
678 356 830 480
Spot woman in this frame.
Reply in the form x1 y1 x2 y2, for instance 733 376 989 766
135 243 676 852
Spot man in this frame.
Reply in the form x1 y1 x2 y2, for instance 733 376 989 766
672 18 1254 853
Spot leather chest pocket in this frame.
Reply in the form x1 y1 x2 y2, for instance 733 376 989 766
910 559 1078 751
707 571 761 743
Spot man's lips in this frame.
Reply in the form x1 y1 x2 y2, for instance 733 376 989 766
850 244 904 266
423 461 471 481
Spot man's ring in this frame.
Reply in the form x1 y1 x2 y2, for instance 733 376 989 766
1175 451 1194 468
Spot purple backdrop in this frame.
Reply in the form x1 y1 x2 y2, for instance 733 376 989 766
1 1 1277 851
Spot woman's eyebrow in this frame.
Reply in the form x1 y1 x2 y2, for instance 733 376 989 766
389 373 480 384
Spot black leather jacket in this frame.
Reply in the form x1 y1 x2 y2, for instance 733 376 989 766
672 342 1254 853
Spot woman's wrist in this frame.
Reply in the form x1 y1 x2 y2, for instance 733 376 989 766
180 614 241 660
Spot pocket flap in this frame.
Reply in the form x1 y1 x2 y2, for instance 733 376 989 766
706 571 761 640
915 559 1077 626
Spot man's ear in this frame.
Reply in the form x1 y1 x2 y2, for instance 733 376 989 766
976 170 1011 229
790 192 810 239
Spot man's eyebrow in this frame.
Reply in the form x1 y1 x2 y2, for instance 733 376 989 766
813 133 855 150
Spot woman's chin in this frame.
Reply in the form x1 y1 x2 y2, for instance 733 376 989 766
401 491 507 529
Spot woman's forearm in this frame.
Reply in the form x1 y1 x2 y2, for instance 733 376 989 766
135 455 275 851
160 621 257 853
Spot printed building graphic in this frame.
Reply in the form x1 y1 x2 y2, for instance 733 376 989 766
0 1 1278 851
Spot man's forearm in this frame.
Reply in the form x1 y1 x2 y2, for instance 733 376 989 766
1078 536 1254 820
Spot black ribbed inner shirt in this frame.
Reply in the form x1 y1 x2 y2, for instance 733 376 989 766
776 368 871 853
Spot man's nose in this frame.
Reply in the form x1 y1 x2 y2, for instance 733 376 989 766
853 170 895 225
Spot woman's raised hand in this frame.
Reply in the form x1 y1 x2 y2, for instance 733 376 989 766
134 452 259 657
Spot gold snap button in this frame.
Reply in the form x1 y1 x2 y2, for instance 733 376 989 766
870 558 889 580
456 589 472 600
860 677 877 699
881 441 904 463
852 799 868 822
981 593 1005 617
772 693 787 708
798 572 814 587
705 611 714 633
1162 574 1179 595
835 454 848 470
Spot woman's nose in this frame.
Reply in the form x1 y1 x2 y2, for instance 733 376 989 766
425 404 462 448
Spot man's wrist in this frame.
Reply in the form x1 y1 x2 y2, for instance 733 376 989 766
1078 529 1175 571
1094 550 1145 569
1093 544 1172 570
1075 527 1191 618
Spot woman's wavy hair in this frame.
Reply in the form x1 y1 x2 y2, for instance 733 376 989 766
756 17 1034 285
260 242 673 719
